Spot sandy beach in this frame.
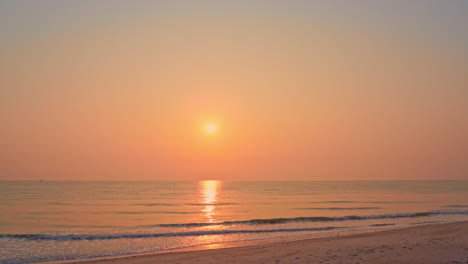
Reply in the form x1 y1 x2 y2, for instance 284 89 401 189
53 221 468 264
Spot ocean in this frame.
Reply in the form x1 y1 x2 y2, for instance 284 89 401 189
1 180 467 264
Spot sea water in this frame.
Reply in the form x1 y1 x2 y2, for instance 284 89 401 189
1 181 467 264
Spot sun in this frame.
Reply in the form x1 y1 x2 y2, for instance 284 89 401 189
205 123 217 134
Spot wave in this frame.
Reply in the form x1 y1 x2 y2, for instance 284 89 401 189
29 212 73 215
49 202 239 207
133 203 179 207
48 225 122 229
47 202 119 206
186 203 239 206
295 207 382 210
108 211 200 215
305 201 422 204
136 203 239 206
1 227 340 241
410 221 441 225
157 210 468 227
30 211 201 215
5 210 466 241
369 223 396 227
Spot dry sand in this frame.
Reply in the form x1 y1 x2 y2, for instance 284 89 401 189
55 221 468 264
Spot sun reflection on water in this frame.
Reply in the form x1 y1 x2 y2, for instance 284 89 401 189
199 180 221 223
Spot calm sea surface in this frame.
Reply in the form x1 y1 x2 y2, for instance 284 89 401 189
1 181 467 264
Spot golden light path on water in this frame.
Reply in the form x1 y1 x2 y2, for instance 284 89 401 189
200 180 220 223
196 180 224 248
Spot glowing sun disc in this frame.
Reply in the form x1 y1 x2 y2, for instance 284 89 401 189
205 124 217 134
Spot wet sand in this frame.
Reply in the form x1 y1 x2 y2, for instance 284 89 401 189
50 221 468 264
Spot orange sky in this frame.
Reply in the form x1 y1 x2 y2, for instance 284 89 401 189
1 1 467 180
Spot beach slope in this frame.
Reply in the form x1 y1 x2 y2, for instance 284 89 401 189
64 221 468 264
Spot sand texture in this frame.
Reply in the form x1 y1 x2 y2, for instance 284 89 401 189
53 221 468 264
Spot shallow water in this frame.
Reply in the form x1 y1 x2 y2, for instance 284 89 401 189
1 181 467 264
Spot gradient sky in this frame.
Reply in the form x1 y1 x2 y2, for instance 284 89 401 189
1 0 467 181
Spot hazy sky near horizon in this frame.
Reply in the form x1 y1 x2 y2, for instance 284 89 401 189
1 1 467 181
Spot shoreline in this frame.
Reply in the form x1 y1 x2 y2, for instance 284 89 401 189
42 221 468 264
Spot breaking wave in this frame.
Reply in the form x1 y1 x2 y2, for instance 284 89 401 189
2 227 340 241
157 210 468 227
